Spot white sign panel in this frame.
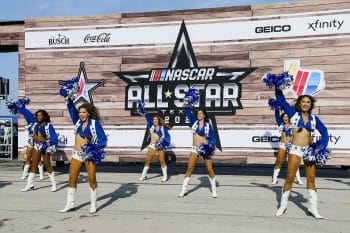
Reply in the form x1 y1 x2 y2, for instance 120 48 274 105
25 12 350 49
18 128 349 150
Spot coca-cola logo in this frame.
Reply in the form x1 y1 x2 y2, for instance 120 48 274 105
84 33 111 43
48 34 70 46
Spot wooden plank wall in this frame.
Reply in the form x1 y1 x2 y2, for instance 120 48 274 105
15 0 350 164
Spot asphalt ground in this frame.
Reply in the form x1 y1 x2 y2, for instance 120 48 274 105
0 161 349 233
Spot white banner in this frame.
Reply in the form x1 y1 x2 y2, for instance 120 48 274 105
18 128 350 150
25 12 350 49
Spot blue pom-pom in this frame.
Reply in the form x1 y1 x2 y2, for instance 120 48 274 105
156 140 170 150
60 76 80 102
197 143 216 158
268 98 282 111
262 72 294 90
317 147 331 166
184 86 200 107
6 97 31 114
303 143 331 166
82 143 106 165
137 100 146 116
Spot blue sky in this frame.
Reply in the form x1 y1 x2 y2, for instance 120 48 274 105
0 0 297 119
0 0 296 21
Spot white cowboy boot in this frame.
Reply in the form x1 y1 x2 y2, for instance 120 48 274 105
139 166 149 181
271 168 280 185
178 177 190 197
295 169 304 185
38 164 44 180
276 190 290 216
59 188 76 213
209 176 218 198
21 172 35 192
89 188 98 214
161 166 168 182
20 164 30 180
308 189 323 219
48 172 57 192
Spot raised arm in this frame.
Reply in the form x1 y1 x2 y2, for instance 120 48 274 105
275 88 296 117
274 110 283 126
144 113 153 128
184 108 197 127
67 101 79 124
18 107 35 124
315 116 329 149
95 120 107 149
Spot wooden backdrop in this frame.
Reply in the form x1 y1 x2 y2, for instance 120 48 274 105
2 0 350 165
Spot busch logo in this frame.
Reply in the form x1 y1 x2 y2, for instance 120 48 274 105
48 34 70 46
84 33 111 43
114 21 256 149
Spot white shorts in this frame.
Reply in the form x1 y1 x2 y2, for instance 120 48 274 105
148 143 157 150
33 143 40 151
288 144 308 158
191 146 198 154
279 142 287 150
72 150 85 162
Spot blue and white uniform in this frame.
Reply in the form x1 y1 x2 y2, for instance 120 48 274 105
275 89 329 158
274 110 293 151
19 107 58 154
67 102 107 162
143 112 171 150
184 108 216 156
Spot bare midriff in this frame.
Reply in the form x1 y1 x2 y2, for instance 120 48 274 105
292 128 311 147
74 134 88 151
193 134 207 147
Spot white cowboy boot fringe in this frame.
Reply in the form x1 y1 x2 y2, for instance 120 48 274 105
308 189 323 219
139 166 149 181
276 190 290 216
209 176 218 198
21 172 35 192
20 164 30 180
59 188 76 213
161 166 168 182
38 164 44 180
89 188 98 214
48 172 57 192
178 177 190 197
271 168 280 185
295 169 304 185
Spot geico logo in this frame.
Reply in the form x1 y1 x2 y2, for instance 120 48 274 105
252 136 280 142
255 25 291 33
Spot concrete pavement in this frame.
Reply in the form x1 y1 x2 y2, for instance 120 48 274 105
0 162 349 233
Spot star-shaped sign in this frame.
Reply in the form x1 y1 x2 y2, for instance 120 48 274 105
114 21 256 150
60 62 105 105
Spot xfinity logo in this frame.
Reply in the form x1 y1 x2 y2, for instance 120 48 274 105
48 34 70 46
255 25 291 33
84 33 111 43
308 19 344 31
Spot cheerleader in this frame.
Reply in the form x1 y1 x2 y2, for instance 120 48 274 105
15 104 58 192
59 100 107 214
137 101 171 182
271 104 303 185
6 98 46 180
275 88 330 218
178 105 217 198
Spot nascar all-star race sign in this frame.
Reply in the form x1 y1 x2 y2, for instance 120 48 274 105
114 22 256 150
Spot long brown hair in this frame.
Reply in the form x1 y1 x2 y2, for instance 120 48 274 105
153 115 171 130
78 103 100 120
293 95 315 113
35 109 51 123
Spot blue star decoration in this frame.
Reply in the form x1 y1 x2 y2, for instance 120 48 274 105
59 62 105 105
